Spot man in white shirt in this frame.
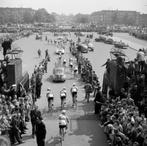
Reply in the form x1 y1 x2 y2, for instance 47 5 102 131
60 88 67 109
46 88 54 110
137 49 145 72
58 110 69 140
70 83 78 106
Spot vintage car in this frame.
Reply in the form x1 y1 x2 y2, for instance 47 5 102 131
95 35 107 42
52 66 66 82
114 41 128 49
55 48 65 55
77 43 88 53
104 37 114 44
36 34 42 40
87 43 94 51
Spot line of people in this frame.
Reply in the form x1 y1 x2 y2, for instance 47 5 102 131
70 40 100 102
31 50 50 104
0 55 33 144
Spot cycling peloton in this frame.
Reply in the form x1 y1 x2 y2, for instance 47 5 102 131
60 87 67 109
70 83 78 107
46 88 54 111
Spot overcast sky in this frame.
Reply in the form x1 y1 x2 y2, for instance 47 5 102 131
0 0 147 15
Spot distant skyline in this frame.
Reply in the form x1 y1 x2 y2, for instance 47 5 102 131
0 0 147 15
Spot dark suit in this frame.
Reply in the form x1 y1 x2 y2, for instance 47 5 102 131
94 91 105 114
30 109 42 136
36 120 46 146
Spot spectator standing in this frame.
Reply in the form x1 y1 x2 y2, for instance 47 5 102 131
35 116 46 146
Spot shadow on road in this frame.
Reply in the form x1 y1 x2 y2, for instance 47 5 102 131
22 134 32 141
45 136 61 146
69 100 108 146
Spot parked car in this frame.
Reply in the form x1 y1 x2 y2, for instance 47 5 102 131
104 38 114 44
114 41 128 49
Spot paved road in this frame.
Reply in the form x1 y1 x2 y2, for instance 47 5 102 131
11 33 108 146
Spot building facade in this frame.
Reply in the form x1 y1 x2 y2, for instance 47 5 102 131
90 10 140 25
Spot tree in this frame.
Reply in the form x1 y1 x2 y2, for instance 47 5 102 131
46 14 56 23
34 8 48 22
23 11 34 23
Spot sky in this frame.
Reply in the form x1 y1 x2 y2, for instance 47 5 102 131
0 0 147 15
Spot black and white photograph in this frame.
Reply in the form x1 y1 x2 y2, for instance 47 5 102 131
0 0 147 146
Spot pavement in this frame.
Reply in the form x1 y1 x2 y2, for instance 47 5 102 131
9 32 108 146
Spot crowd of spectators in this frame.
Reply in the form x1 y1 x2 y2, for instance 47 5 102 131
97 48 147 146
0 59 32 144
0 40 49 145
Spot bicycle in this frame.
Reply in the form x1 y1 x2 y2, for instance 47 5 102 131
85 92 90 103
59 125 67 142
61 97 66 110
72 93 77 108
48 98 54 112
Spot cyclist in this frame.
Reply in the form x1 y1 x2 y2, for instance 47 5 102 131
70 83 78 107
63 58 67 67
58 110 69 141
37 49 41 58
69 61 73 69
60 87 67 109
46 88 54 111
69 58 73 70
73 66 78 77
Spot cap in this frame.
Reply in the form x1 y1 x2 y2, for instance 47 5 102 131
62 110 66 114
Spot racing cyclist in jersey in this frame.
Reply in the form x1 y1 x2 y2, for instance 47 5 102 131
63 58 67 67
46 88 54 111
60 87 67 109
70 83 78 107
73 66 78 77
69 58 73 71
58 110 69 141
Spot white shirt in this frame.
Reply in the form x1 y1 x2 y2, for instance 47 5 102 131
59 114 69 125
60 90 66 97
46 92 54 99
71 86 78 93
137 51 145 61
